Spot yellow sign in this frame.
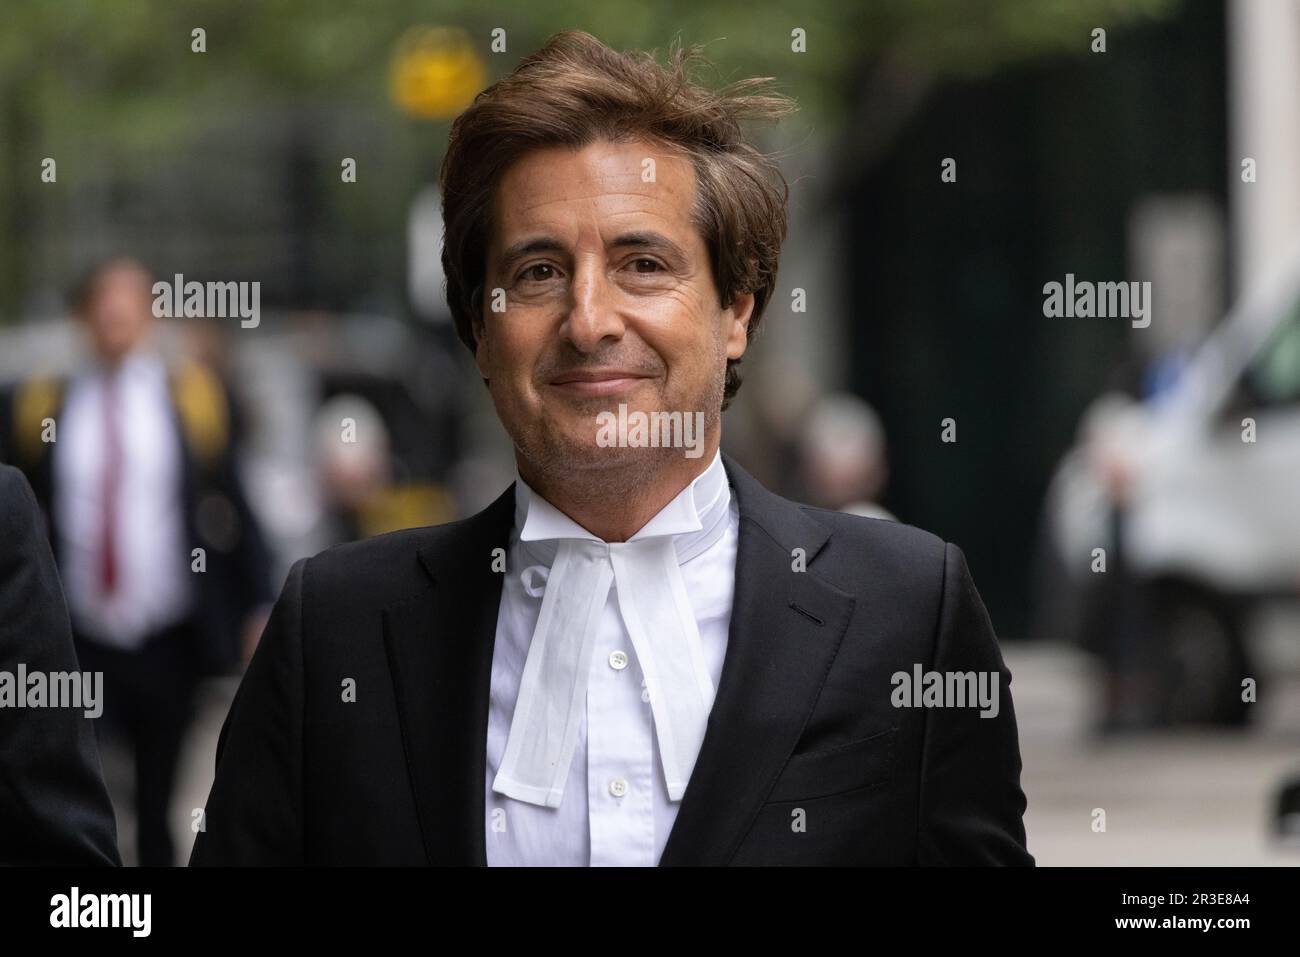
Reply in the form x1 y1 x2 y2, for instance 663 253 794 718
389 25 485 120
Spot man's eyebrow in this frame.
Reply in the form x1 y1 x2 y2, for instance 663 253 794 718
606 231 686 260
498 237 567 273
496 231 687 272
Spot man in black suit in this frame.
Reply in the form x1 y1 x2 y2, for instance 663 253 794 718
192 30 1032 866
0 464 120 865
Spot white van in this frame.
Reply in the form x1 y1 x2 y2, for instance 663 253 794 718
1043 240 1300 726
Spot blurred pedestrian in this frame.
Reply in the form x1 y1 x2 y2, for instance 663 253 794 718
798 392 897 521
4 256 272 865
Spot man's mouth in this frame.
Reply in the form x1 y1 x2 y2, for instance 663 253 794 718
548 369 652 397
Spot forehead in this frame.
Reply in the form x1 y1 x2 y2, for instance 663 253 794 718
489 139 699 249
87 264 152 300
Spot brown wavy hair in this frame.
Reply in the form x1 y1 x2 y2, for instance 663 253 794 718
439 29 796 410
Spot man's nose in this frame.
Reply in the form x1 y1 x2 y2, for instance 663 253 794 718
560 261 625 352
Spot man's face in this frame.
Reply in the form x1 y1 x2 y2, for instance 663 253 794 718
81 264 155 363
476 138 752 478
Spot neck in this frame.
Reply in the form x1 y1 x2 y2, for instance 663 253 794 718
95 333 151 371
518 432 721 543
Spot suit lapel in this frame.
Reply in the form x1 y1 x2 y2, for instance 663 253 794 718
382 484 515 866
658 453 856 865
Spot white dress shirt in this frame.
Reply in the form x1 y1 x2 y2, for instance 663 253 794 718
54 349 192 650
485 449 739 866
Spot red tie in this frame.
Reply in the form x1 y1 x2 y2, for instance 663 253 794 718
99 371 121 595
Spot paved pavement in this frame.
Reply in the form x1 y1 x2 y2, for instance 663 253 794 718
1009 642 1300 866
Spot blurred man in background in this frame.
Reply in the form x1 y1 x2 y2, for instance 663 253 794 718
797 392 896 521
2 257 272 865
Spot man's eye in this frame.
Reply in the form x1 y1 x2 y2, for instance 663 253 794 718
519 264 558 283
629 258 662 273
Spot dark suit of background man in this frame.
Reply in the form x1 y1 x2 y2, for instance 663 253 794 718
0 464 120 865
1 257 272 866
192 30 1033 866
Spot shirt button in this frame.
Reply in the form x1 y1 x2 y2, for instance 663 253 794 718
609 777 628 798
608 650 628 670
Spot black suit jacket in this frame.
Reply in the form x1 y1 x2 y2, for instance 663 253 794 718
191 452 1032 865
0 464 120 865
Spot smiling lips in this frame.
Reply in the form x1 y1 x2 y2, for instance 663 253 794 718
549 369 652 396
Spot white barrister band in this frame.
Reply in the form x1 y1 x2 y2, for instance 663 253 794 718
491 539 613 807
608 540 714 800
491 523 717 808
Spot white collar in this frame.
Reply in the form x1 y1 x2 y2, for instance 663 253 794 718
495 448 731 808
92 347 165 387
512 448 731 566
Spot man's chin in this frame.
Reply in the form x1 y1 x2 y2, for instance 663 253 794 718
528 429 675 474
511 396 716 475
556 437 654 470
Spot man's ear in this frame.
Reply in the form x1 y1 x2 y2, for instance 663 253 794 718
473 315 491 383
725 291 755 360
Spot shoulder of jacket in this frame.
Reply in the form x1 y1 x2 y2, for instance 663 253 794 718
798 503 946 556
795 503 949 595
12 375 65 467
296 522 455 606
168 357 230 465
